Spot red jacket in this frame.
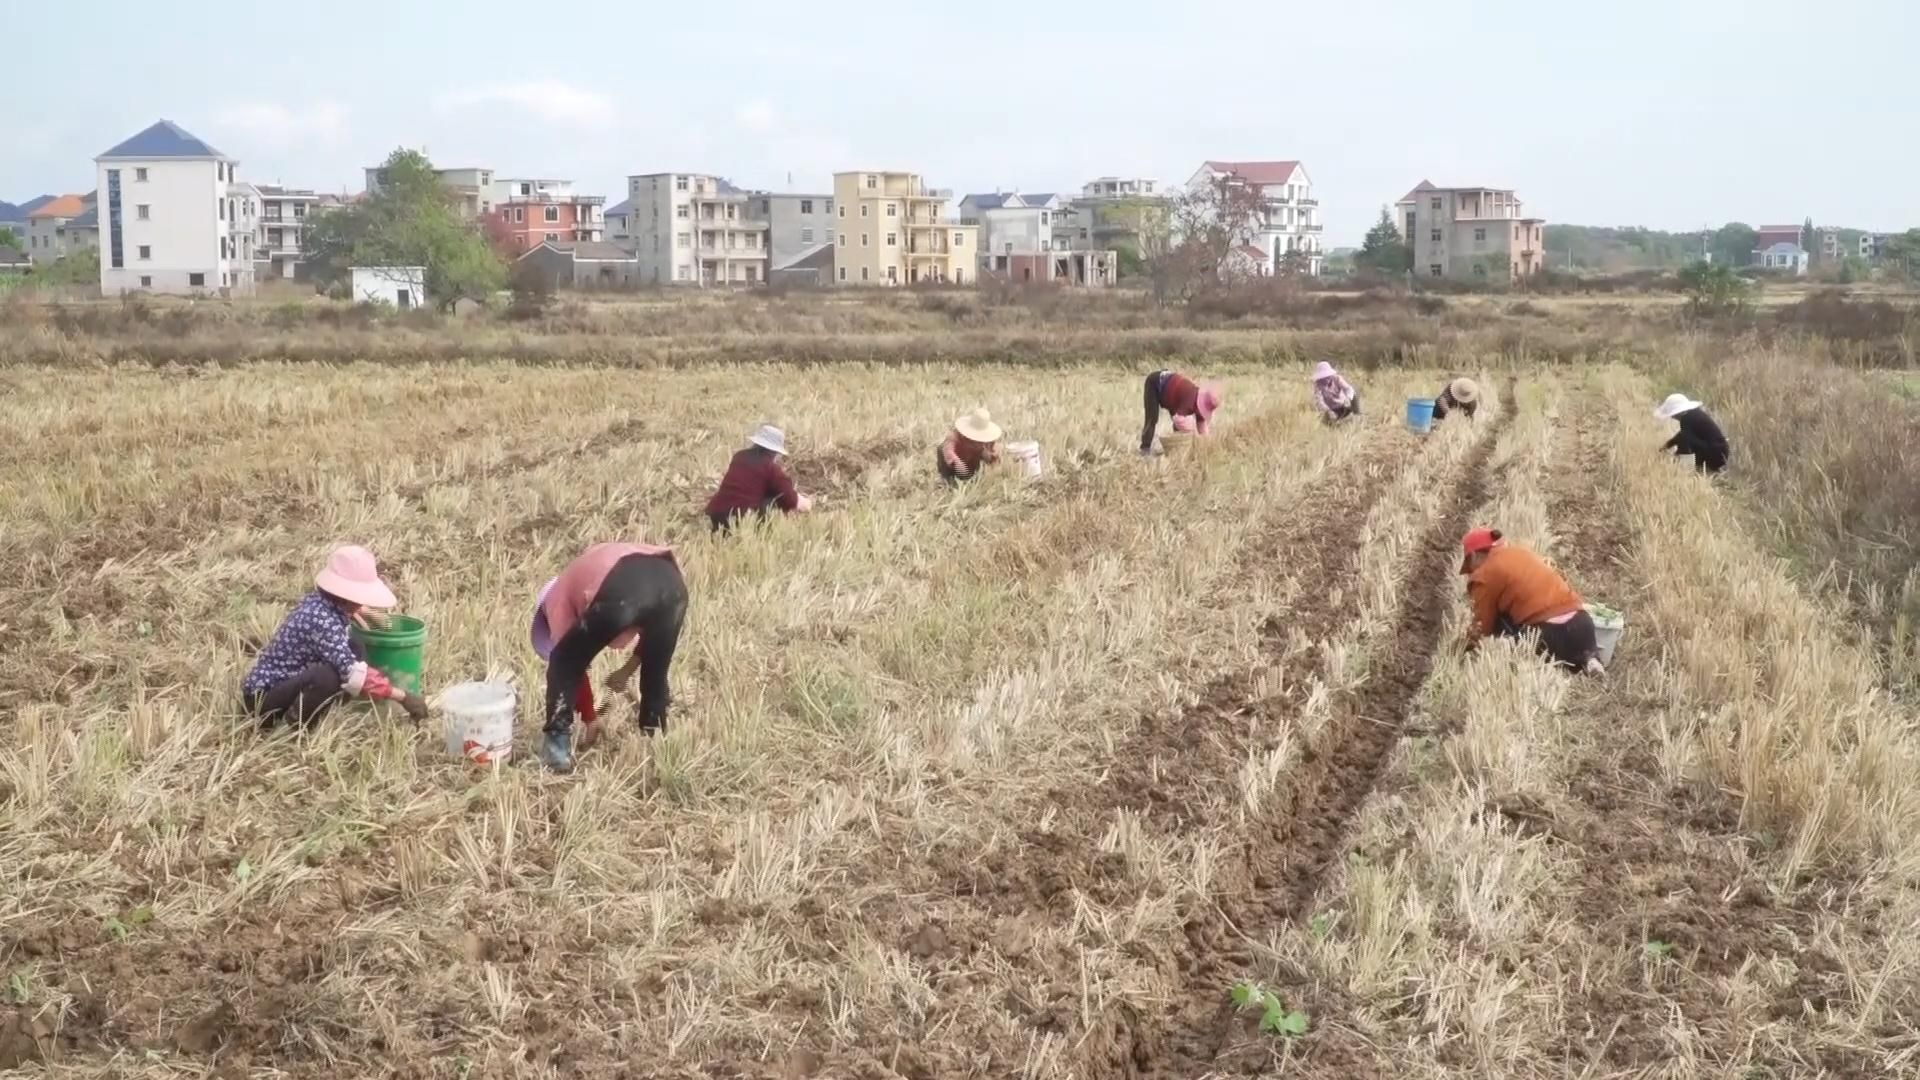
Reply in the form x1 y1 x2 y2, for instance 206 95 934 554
1158 372 1201 415
706 447 800 515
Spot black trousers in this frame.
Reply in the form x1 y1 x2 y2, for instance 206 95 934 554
1140 371 1171 452
544 554 688 737
1323 396 1361 424
1493 611 1598 670
709 495 783 534
246 638 364 730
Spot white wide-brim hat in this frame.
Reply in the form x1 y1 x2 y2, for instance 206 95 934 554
954 408 1003 443
1654 393 1702 420
748 423 787 455
1450 377 1480 404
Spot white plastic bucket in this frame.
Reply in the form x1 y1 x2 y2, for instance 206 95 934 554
1006 440 1044 479
440 681 516 765
1585 604 1626 666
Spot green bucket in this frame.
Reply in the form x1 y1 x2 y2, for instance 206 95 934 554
350 615 427 696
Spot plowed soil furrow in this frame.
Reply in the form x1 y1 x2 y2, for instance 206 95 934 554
1102 384 1519 1078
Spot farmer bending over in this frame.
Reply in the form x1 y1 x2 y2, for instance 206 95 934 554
1431 377 1480 422
1139 369 1222 454
531 542 688 773
1460 528 1604 674
1312 361 1360 424
242 545 428 729
1655 393 1729 474
707 424 813 533
938 408 1002 485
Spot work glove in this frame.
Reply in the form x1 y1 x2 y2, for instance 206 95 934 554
399 693 429 723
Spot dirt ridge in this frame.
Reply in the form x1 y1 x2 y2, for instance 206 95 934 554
1101 382 1519 1077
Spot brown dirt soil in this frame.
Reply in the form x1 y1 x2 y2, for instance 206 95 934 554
785 433 919 500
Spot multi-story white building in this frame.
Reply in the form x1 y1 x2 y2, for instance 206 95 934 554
96 120 255 295
624 173 768 286
253 184 318 280
1186 160 1323 276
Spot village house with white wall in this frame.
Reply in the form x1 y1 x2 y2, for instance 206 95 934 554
95 120 254 295
1187 160 1324 276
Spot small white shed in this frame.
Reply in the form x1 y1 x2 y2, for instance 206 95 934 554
349 266 427 309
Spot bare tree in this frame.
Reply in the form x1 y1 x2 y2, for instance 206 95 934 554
1149 174 1271 303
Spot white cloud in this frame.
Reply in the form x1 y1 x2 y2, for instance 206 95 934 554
214 101 350 149
734 99 776 132
434 81 615 128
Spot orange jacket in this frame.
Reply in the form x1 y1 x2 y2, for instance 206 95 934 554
1465 545 1582 640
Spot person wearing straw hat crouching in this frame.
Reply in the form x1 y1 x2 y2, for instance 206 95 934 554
1459 528 1605 675
531 542 688 773
1654 393 1729 474
1311 361 1360 424
938 408 1003 486
1430 377 1480 422
242 545 429 730
706 424 814 534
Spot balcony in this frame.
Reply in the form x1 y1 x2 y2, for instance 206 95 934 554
504 192 606 206
1298 197 1319 207
1304 223 1324 232
697 245 768 259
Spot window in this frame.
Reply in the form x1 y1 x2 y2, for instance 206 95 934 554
189 272 205 286
886 203 896 217
726 205 736 220
219 200 225 220
1473 264 1487 276
886 232 896 246
513 208 525 223
861 233 869 247
1430 229 1442 243
136 204 149 221
886 266 897 284
677 233 691 248
1429 264 1442 277
217 163 224 181
837 233 845 247
861 266 870 280
801 228 814 243
864 175 876 190
677 266 692 281
838 267 847 281
953 232 965 247
1474 227 1486 242
1430 197 1442 211
138 245 150 260
675 177 689 191
546 232 558 242
1513 225 1521 240
860 205 869 218
676 205 689 219
135 167 148 182
1041 240 1050 252
800 199 813 214
1040 211 1049 226
223 272 230 287
544 206 559 223
837 205 846 218
139 275 151 287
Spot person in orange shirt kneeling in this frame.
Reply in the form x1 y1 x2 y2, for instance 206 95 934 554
1459 527 1604 675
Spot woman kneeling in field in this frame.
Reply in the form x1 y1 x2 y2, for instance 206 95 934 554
1430 377 1479 422
243 545 428 729
938 408 1002 485
1311 361 1360 424
1459 528 1604 674
531 542 688 773
1139 369 1222 454
706 424 813 533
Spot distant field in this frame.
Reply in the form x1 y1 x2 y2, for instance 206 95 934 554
2 298 1918 1077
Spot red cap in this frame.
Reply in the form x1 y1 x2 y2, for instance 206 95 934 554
1460 528 1500 573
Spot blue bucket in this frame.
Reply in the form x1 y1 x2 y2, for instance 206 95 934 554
1406 397 1436 433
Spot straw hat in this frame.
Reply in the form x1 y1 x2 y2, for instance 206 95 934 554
954 408 1003 443
1450 378 1479 404
529 578 558 661
1311 361 1338 382
314 545 397 609
1654 393 1701 420
748 424 788 455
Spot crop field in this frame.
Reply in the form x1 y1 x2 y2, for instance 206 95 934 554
3 308 1919 1077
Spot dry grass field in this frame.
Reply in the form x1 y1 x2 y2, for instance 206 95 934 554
2 290 1919 1078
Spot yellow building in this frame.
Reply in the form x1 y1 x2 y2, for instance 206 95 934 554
830 170 978 286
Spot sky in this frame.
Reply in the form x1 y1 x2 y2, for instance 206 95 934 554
4 0 1915 246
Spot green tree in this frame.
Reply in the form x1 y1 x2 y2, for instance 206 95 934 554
1804 216 1818 269
1881 229 1920 282
1677 260 1752 314
0 226 21 252
1710 223 1759 269
304 149 505 310
37 248 100 286
1354 207 1411 275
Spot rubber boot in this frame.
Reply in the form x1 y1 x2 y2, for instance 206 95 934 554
540 727 575 773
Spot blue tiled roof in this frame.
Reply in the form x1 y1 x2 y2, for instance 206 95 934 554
606 198 634 216
964 193 1011 210
99 120 226 160
1023 192 1057 205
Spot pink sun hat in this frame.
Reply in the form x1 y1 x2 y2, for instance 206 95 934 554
1311 361 1338 382
314 545 397 609
529 578 559 660
1196 383 1222 420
